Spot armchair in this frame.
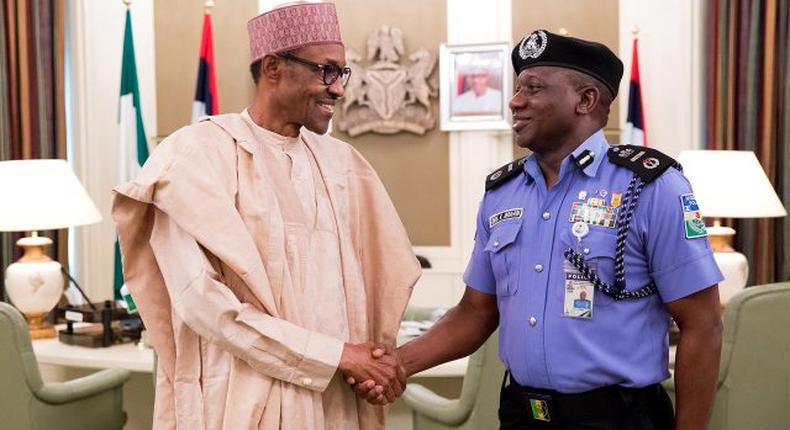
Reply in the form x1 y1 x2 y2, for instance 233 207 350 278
403 331 504 430
662 282 790 429
0 301 130 430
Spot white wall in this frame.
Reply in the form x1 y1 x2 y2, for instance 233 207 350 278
67 1 157 300
618 0 704 157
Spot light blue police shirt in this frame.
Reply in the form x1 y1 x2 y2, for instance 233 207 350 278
463 130 724 393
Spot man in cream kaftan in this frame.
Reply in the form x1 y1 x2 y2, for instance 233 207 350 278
112 3 419 429
113 112 419 429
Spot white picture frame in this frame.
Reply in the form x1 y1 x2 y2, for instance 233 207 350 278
439 42 512 131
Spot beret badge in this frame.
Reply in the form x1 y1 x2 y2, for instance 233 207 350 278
518 30 547 60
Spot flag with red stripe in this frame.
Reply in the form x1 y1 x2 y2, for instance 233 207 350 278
191 12 218 122
622 38 646 146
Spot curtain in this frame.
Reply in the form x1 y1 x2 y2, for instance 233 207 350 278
704 0 790 285
0 0 67 301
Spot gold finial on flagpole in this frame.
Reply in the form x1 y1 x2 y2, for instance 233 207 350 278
205 0 215 12
123 0 132 7
558 27 569 36
632 25 640 37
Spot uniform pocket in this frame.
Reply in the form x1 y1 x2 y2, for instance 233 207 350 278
485 221 523 296
560 227 617 307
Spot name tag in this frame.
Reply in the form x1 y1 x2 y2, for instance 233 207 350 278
489 208 523 228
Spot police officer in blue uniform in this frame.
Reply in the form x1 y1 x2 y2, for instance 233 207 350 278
353 30 724 430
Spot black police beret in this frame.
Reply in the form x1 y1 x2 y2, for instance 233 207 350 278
512 29 624 97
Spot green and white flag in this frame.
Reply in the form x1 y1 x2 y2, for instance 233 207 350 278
114 8 149 300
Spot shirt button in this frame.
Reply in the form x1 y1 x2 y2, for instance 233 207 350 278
534 264 543 273
493 241 500 247
542 212 551 220
301 377 313 386
528 316 537 326
583 248 590 255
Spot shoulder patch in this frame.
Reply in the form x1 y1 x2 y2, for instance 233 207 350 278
680 193 708 239
608 145 675 183
486 157 528 191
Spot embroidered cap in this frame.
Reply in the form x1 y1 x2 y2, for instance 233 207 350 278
512 29 623 97
247 2 344 63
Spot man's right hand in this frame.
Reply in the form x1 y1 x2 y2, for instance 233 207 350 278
338 342 404 403
346 345 406 405
347 287 499 406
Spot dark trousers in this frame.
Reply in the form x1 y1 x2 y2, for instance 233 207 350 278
499 374 675 430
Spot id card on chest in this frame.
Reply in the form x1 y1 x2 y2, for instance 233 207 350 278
563 260 595 319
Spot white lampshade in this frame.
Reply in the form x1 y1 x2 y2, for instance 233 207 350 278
0 159 102 232
678 150 785 305
677 150 786 219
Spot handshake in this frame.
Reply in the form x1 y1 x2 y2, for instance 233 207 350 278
338 342 407 405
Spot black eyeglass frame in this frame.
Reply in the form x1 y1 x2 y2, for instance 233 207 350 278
278 52 352 86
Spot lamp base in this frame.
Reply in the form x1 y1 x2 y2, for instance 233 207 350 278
712 251 748 304
4 233 63 340
25 312 56 339
708 224 748 304
708 225 736 252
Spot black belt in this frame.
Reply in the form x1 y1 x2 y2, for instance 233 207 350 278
503 373 665 425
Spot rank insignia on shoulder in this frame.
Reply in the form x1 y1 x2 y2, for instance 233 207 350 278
573 149 595 170
608 145 675 183
486 157 528 190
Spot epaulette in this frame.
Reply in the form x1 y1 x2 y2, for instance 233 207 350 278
608 145 675 183
485 157 527 191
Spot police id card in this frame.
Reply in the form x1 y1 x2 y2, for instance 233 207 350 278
563 260 594 319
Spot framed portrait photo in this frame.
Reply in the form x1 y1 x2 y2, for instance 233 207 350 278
439 42 512 131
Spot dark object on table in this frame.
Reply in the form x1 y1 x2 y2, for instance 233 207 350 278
55 300 143 348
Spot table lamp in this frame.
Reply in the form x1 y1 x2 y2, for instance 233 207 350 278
0 159 102 338
677 150 786 303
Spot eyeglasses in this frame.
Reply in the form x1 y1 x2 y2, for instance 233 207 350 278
279 52 352 87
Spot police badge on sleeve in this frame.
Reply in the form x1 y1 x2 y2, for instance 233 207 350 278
680 193 707 239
